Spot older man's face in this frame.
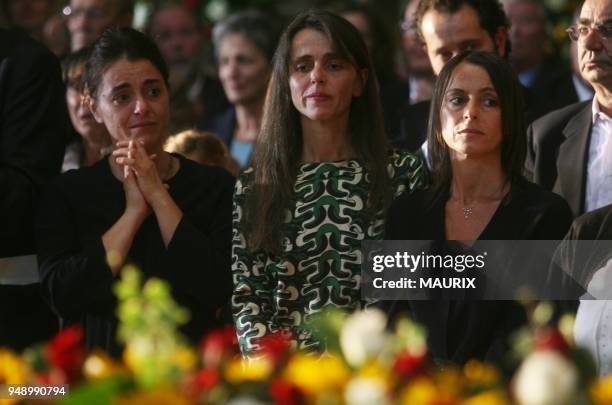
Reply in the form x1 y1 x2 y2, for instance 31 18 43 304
67 0 120 51
577 0 612 91
420 3 506 75
150 6 201 69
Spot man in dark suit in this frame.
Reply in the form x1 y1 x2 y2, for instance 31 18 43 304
504 0 579 122
393 0 510 152
0 28 68 349
526 0 612 217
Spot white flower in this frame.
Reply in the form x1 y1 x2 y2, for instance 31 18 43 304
345 377 390 405
513 351 578 405
340 309 388 368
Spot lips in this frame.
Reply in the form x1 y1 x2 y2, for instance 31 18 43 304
129 122 156 129
457 127 484 135
305 92 331 101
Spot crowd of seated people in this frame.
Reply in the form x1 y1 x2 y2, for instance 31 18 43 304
2 0 612 378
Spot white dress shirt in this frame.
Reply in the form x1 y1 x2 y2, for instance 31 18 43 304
576 98 612 377
584 98 612 213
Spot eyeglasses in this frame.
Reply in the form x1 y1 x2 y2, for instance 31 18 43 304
566 22 612 41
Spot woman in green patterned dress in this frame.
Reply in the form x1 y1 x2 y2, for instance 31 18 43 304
231 10 428 356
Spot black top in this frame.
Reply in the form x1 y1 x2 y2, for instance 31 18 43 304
381 179 573 365
36 154 234 356
0 28 68 256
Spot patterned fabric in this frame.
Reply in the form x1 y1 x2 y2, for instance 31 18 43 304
231 151 427 355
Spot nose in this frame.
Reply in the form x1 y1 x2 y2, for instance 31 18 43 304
310 63 325 83
464 99 478 120
583 27 603 51
133 97 149 115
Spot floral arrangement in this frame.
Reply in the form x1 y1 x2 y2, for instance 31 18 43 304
1 269 612 405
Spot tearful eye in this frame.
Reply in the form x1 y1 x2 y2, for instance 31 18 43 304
483 97 499 107
112 93 130 104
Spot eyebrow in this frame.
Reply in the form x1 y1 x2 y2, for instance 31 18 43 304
446 86 497 93
578 17 612 25
291 52 343 63
110 79 162 93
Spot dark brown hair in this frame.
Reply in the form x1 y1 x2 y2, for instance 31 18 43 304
245 9 390 253
414 0 511 58
427 51 526 199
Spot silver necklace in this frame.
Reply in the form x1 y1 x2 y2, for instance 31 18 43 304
462 206 473 219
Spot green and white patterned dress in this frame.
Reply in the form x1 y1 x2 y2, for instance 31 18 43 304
231 150 427 355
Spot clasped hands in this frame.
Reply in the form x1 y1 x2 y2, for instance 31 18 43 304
112 139 170 219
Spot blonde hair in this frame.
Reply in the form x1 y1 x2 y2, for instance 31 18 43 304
165 129 238 176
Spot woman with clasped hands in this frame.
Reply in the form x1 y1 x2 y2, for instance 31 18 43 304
382 51 574 365
232 10 428 357
36 28 234 357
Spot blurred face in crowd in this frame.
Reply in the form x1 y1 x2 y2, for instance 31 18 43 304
341 11 374 54
150 5 201 69
504 1 546 72
218 33 270 106
576 0 612 92
90 58 170 153
66 62 109 142
67 0 123 51
402 0 433 76
7 0 53 34
440 62 502 159
289 28 365 125
420 3 506 75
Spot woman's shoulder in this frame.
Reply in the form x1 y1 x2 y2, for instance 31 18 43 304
513 179 572 215
175 154 235 187
386 149 429 195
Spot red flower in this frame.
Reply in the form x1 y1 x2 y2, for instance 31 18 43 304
183 0 199 11
259 332 291 365
392 351 428 381
191 368 220 392
200 326 239 368
534 328 569 354
270 378 304 405
46 326 86 382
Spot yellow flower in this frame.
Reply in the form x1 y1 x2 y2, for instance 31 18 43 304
113 387 191 405
83 350 124 380
591 375 612 404
171 346 197 372
224 357 272 384
463 390 509 405
463 360 500 387
436 367 463 397
0 349 29 405
399 376 452 405
283 354 350 394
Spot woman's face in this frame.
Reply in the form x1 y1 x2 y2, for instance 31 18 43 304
440 62 503 159
90 58 169 152
66 62 109 141
288 28 365 125
218 33 270 106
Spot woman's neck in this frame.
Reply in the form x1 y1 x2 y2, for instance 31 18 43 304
449 154 507 204
300 116 355 162
234 102 263 143
81 133 113 167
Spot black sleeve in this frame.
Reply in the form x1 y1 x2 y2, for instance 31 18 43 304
532 196 574 240
0 32 68 256
36 180 116 318
162 171 234 309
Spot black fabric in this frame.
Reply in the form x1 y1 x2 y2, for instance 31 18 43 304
36 155 234 357
0 28 68 256
525 101 593 216
380 179 573 365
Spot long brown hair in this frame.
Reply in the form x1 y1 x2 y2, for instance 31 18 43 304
245 9 390 254
427 51 526 200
